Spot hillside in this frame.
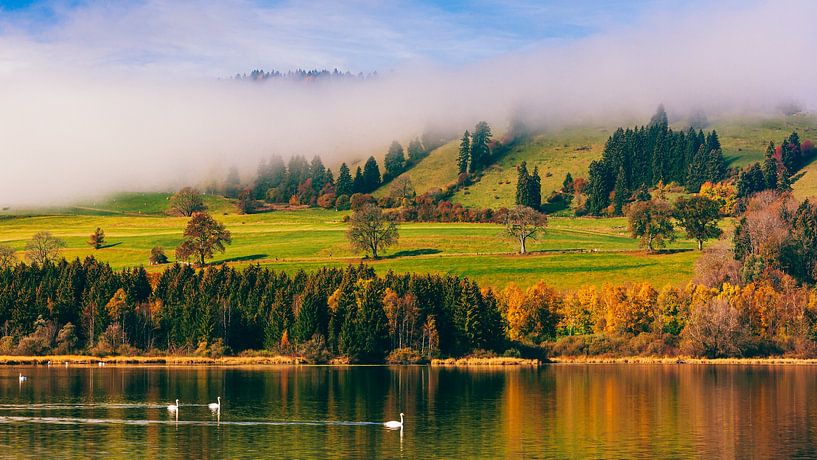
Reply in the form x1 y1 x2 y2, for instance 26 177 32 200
2 192 236 217
383 113 817 209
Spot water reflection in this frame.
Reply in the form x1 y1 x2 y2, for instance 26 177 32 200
0 365 815 458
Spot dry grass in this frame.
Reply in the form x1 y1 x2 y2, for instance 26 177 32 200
549 356 817 365
431 357 541 366
0 354 305 366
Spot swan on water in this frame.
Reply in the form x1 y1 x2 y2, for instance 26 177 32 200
18 373 27 382
208 397 221 412
384 413 404 429
167 399 179 412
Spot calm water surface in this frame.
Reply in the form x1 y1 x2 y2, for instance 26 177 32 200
0 365 816 458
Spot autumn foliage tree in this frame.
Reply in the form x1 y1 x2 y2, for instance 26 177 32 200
168 187 207 216
175 212 232 266
88 227 105 249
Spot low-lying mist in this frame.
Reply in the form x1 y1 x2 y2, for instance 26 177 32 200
1 0 815 207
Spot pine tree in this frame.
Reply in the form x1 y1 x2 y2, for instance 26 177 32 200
587 161 613 215
613 168 627 216
529 166 542 210
383 141 406 181
649 104 669 128
469 122 492 173
352 166 365 194
457 130 471 174
407 138 425 164
336 163 353 197
88 228 105 250
362 156 382 193
562 172 574 194
515 162 530 206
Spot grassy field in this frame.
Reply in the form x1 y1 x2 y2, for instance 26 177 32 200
0 200 701 289
390 114 817 210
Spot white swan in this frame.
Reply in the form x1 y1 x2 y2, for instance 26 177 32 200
208 397 221 412
167 399 179 412
384 413 404 429
18 373 27 382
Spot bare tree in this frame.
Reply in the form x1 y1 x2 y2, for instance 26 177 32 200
175 212 232 266
0 244 16 269
389 176 415 201
503 205 547 254
168 187 207 216
682 298 748 358
26 231 65 265
346 204 399 259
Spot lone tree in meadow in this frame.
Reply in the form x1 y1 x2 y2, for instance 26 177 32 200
149 246 169 265
168 187 207 216
88 227 105 249
175 212 232 266
26 231 65 265
347 204 399 259
0 244 16 269
503 205 548 254
626 199 675 253
674 196 723 250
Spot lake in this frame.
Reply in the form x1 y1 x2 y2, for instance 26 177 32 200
1 364 816 458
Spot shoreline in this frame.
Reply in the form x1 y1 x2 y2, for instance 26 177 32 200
3 354 817 367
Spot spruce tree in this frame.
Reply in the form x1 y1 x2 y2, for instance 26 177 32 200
362 156 382 193
336 163 353 197
562 172 574 194
457 130 471 174
469 122 492 173
352 166 365 194
529 166 542 210
613 168 627 216
515 162 530 206
407 138 425 164
383 141 406 181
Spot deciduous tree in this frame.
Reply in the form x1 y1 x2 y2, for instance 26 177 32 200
175 212 232 266
674 196 723 250
26 231 65 265
346 204 398 259
168 187 207 216
503 206 547 254
626 199 675 252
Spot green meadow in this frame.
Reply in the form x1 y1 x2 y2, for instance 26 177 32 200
0 197 699 289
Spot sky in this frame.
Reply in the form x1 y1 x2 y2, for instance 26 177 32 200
0 0 815 206
0 0 688 75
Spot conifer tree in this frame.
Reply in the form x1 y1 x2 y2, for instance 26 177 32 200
362 156 382 193
457 130 471 174
336 163 353 197
613 168 627 216
515 162 530 206
469 122 492 173
529 166 542 210
352 166 365 194
383 141 406 181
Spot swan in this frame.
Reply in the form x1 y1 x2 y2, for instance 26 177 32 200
18 373 27 382
384 413 404 429
167 399 179 412
208 397 221 412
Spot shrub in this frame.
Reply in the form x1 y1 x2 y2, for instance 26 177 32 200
295 334 332 364
149 246 169 265
0 336 14 354
54 322 78 354
89 324 123 356
335 194 351 211
15 317 55 356
502 347 521 358
386 347 429 364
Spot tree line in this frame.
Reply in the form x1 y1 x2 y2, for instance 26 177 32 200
0 259 504 362
4 255 817 360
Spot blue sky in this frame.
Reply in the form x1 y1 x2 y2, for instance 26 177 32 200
0 0 685 73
